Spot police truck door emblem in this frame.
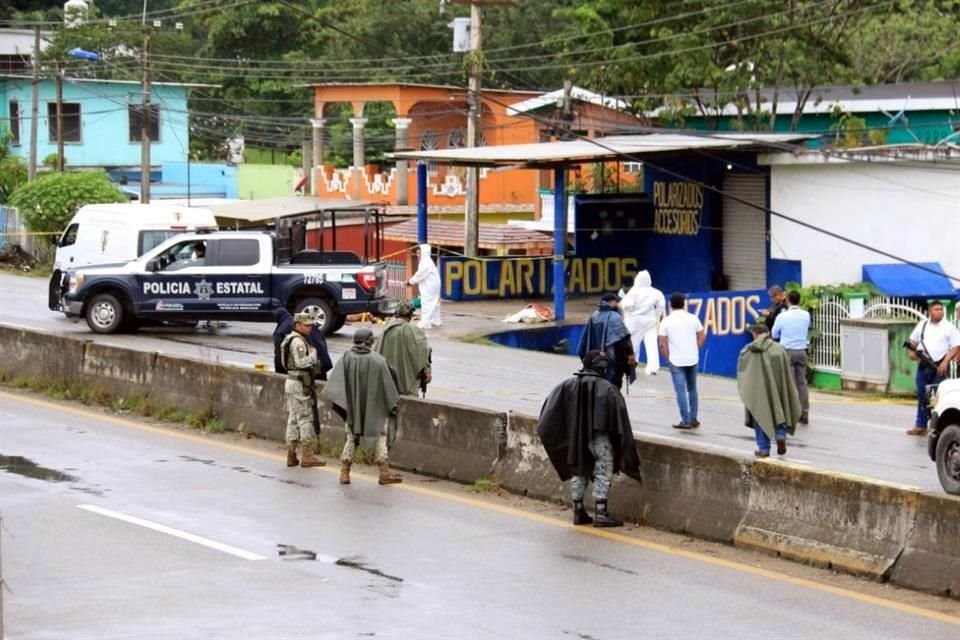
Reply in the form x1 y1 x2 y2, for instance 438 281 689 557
195 279 214 300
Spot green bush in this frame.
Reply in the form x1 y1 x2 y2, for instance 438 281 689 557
8 171 126 234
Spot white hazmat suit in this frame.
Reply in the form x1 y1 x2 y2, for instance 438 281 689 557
409 243 442 329
619 270 665 375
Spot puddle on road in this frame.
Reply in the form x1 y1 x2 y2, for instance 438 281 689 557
561 553 639 577
0 454 78 482
277 543 318 561
176 455 312 488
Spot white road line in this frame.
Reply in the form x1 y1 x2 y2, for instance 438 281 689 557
78 504 266 561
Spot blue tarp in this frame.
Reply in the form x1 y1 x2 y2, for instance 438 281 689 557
862 262 958 299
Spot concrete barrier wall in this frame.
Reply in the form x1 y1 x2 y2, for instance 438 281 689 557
735 462 920 577
3 326 960 599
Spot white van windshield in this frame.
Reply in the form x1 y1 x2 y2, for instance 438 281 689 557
139 230 184 256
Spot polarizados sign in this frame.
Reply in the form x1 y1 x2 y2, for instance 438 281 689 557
440 256 640 301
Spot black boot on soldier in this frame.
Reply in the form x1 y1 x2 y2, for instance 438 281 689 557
593 500 623 528
572 500 593 525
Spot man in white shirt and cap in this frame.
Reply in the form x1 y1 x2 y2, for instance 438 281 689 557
409 243 442 330
906 300 960 436
619 270 666 375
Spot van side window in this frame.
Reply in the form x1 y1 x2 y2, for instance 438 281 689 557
139 230 180 256
217 239 260 266
60 223 79 248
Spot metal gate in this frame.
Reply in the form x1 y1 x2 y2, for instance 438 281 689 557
722 174 767 290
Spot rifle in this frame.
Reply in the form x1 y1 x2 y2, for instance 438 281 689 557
903 341 941 372
419 349 433 398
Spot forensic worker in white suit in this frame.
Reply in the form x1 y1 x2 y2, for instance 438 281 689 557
409 243 442 329
619 270 665 375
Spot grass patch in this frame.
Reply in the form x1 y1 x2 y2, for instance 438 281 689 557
466 478 501 494
1 372 240 437
458 334 499 347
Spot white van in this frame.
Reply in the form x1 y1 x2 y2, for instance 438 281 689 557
49 203 218 310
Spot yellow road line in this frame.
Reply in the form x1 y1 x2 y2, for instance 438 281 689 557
4 389 958 626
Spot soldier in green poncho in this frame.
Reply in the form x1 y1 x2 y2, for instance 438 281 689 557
375 300 432 397
322 328 402 485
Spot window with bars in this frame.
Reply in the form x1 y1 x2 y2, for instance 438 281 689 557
8 101 20 144
128 103 160 142
47 102 81 142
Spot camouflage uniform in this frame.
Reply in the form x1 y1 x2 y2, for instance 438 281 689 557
570 433 614 501
340 418 391 465
282 330 317 445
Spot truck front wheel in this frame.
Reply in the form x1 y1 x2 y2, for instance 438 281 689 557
294 297 336 335
936 424 960 495
85 293 125 334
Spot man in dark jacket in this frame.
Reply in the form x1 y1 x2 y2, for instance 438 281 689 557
537 350 642 527
273 308 332 380
577 293 636 391
273 308 294 374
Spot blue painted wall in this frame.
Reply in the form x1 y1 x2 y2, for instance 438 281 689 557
0 78 189 167
488 288 769 378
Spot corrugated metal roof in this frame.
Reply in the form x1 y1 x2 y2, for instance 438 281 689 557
208 196 376 223
387 132 811 167
383 219 553 250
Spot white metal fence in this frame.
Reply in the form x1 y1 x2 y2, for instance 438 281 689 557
812 295 959 372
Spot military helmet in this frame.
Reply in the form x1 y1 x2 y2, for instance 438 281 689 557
293 311 314 325
394 300 416 318
353 328 375 345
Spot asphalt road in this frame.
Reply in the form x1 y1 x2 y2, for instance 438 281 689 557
3 390 960 639
0 272 941 491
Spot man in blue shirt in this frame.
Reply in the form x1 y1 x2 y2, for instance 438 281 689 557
772 290 811 424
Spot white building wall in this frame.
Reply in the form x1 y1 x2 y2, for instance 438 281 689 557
769 162 960 286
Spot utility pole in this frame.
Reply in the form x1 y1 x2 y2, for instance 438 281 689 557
464 1 482 258
28 27 40 181
56 63 65 172
141 27 152 203
452 1 512 258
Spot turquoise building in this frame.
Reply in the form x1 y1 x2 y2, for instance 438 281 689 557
0 75 195 168
659 81 960 147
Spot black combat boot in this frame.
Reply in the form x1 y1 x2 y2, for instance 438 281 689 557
593 500 623 528
572 500 593 525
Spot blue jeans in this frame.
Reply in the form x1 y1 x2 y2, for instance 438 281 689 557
915 364 945 429
668 363 698 424
754 421 787 453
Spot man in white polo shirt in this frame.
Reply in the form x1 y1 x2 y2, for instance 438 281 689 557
772 290 811 424
906 300 960 436
659 292 705 429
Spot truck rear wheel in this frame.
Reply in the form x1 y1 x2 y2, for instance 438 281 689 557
85 292 125 334
936 424 960 495
294 297 335 336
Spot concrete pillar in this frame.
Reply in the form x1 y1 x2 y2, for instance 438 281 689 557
310 118 324 193
393 117 412 205
350 117 367 200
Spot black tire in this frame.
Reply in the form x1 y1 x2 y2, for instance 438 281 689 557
85 292 125 334
329 313 347 333
294 297 335 335
935 424 960 496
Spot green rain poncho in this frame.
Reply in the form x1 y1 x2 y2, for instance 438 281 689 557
375 319 431 396
322 344 400 449
736 334 802 440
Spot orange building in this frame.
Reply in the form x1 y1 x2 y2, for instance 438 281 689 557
307 83 644 221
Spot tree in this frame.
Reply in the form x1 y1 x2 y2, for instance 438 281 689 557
0 132 28 205
8 171 126 234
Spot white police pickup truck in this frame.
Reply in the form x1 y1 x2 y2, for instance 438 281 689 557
928 378 960 495
58 230 391 335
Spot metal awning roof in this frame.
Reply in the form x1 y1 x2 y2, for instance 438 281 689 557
387 132 812 168
208 196 376 223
